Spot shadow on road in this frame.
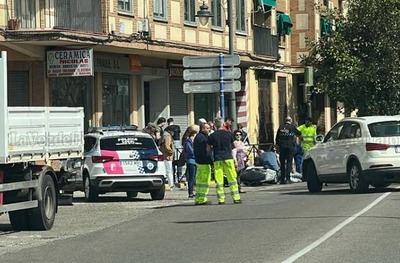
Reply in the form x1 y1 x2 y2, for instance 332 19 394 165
0 223 14 233
173 214 400 224
281 187 400 196
72 196 153 203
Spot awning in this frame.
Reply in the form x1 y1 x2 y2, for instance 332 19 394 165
277 13 293 35
259 0 276 8
320 16 332 35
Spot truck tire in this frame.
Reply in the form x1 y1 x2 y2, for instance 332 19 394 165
84 175 98 202
126 191 138 198
29 173 57 230
348 161 369 193
150 184 165 200
306 161 322 193
9 210 30 231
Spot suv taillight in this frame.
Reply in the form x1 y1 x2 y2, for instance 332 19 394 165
366 143 390 151
148 154 164 161
92 156 115 163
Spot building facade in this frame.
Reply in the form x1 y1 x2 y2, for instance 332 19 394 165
0 0 345 144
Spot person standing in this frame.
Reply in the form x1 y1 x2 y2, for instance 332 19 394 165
275 116 301 184
158 117 175 190
193 123 213 205
232 130 248 194
208 118 241 204
223 117 234 132
298 117 317 153
183 130 198 198
167 118 182 184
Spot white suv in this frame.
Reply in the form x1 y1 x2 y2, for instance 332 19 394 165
81 127 166 201
304 116 400 193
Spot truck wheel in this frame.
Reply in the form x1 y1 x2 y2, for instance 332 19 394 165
9 210 30 231
150 184 165 200
29 173 57 230
348 161 369 193
84 176 98 202
126 191 138 198
306 162 322 192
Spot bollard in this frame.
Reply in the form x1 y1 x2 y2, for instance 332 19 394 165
0 171 3 206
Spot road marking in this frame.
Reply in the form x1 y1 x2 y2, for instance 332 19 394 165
282 187 400 263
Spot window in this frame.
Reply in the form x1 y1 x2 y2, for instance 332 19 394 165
100 136 157 151
84 137 97 152
211 0 222 28
340 122 361 139
102 74 130 126
15 0 37 28
324 122 345 142
236 0 246 32
184 0 196 23
154 0 167 19
369 121 400 137
118 0 133 14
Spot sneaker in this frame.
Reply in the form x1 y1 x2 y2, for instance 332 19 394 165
233 200 242 204
239 189 246 193
188 194 194 198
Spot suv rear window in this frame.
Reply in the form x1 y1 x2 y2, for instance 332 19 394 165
368 121 400 137
100 136 157 151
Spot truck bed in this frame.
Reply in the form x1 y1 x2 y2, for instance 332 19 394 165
0 107 84 164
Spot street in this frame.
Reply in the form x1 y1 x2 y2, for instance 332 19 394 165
1 183 400 262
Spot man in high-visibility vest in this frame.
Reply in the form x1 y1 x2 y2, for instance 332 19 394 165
298 117 317 153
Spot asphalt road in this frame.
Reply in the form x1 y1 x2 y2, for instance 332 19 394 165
1 183 400 263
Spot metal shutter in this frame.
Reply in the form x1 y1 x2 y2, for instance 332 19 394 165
8 71 29 106
169 80 188 133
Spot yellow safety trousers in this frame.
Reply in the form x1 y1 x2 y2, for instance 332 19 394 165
214 159 241 203
194 164 211 204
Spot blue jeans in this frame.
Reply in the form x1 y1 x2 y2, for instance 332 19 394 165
186 162 197 195
293 144 303 174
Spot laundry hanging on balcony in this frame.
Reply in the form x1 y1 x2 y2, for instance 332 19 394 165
258 0 276 12
277 13 292 35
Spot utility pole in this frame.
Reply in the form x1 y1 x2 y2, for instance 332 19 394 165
228 0 237 129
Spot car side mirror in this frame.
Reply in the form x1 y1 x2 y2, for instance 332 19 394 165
315 135 325 144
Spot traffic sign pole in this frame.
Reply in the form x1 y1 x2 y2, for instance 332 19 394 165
219 54 225 119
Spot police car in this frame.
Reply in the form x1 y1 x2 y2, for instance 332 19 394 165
80 126 166 201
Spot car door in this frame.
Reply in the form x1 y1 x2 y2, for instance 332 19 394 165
332 121 362 179
314 122 345 176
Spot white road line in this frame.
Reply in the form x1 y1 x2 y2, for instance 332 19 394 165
282 187 400 263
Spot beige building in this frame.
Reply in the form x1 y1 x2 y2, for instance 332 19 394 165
0 0 345 144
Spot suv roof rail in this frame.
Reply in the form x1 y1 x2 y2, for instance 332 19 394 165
88 125 139 134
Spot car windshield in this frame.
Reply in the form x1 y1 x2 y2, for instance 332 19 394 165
100 136 156 151
368 121 400 137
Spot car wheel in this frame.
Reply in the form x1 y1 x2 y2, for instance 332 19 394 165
150 184 165 200
370 182 391 189
306 161 322 193
84 175 98 202
348 161 369 193
126 191 138 198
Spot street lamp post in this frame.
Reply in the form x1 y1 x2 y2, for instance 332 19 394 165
196 1 237 126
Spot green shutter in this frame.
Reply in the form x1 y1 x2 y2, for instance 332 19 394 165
320 16 332 35
258 0 276 8
277 13 292 35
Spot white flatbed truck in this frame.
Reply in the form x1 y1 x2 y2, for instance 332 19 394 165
0 51 84 230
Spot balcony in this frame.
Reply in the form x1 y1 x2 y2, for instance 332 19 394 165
253 25 279 58
54 0 103 33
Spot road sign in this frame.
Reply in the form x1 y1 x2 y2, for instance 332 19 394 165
183 68 241 81
183 81 241 94
183 54 240 68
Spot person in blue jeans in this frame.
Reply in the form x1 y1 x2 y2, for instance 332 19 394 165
184 130 198 198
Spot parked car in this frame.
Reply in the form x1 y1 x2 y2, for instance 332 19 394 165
303 116 400 193
79 126 166 201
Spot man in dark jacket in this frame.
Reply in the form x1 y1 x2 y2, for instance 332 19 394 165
193 123 213 205
275 116 301 184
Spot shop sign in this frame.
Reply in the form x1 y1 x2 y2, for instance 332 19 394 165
47 49 93 78
94 54 130 73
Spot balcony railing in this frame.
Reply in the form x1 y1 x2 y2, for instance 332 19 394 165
54 0 103 33
253 25 279 58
